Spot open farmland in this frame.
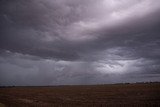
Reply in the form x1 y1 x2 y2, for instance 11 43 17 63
0 82 160 107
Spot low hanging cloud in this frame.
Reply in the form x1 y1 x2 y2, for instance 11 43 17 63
0 51 159 86
0 0 160 85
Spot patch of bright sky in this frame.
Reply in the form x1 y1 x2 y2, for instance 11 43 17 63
95 59 142 74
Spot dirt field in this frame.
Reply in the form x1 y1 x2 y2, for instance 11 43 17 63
0 83 160 107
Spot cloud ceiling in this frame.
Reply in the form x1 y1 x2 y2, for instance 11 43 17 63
0 0 160 85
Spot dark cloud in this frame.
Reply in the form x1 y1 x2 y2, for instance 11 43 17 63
0 0 160 85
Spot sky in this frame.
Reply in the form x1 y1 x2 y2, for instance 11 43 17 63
0 0 160 86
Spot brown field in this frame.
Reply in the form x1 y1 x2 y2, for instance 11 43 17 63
0 83 160 107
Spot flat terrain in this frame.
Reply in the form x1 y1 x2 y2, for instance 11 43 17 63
0 83 160 107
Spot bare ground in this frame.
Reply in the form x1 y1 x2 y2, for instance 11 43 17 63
0 82 160 107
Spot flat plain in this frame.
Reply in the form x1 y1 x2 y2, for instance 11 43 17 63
0 82 160 107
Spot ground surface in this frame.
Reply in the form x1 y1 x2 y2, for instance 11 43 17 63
0 83 160 107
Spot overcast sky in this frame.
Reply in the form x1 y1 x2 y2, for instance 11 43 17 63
0 0 160 86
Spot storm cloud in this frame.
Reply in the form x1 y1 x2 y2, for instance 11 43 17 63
0 0 160 85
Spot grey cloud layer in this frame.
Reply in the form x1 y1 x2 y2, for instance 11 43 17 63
0 0 160 85
0 51 159 86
